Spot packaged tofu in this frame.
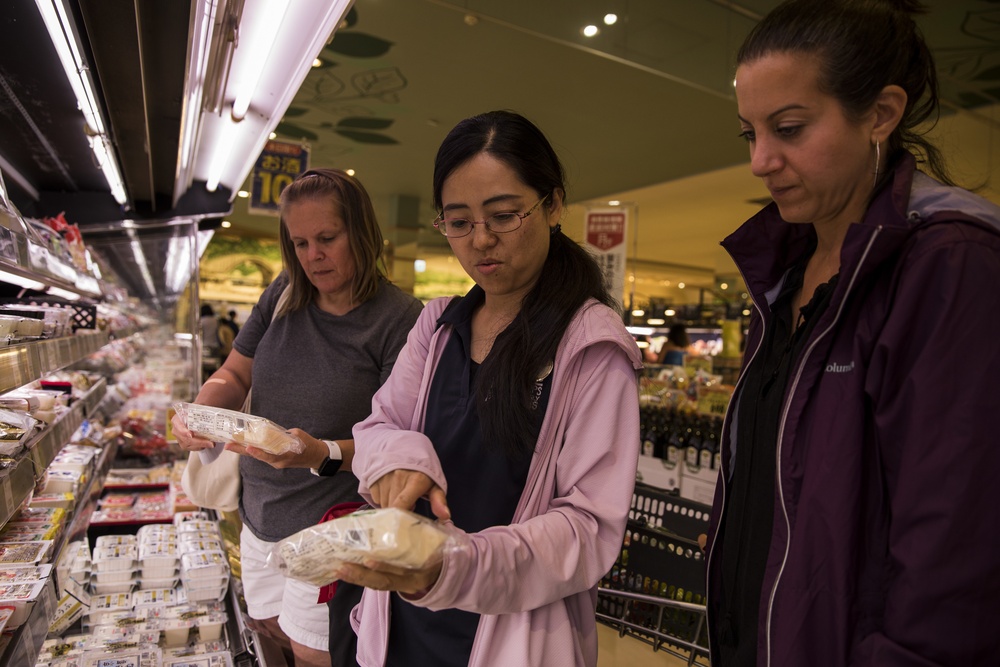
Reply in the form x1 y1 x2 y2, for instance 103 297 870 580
172 402 304 455
270 508 457 587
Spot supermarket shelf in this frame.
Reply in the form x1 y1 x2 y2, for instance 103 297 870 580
0 436 119 667
0 364 109 527
0 332 110 395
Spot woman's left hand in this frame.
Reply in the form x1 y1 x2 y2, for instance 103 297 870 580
224 428 326 470
335 557 443 597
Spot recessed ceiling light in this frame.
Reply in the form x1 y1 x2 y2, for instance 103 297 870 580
608 200 620 206
346 169 356 176
221 220 232 228
665 309 676 317
582 25 599 37
604 14 618 25
631 309 645 317
646 318 665 326
720 282 729 290
269 132 277 140
678 282 686 289
237 190 249 198
742 309 751 316
313 58 323 68
464 14 478 26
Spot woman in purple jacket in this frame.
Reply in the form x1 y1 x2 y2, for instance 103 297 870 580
707 1 1000 666
337 110 643 666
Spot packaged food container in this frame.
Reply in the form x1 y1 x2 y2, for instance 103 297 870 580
87 592 132 624
81 648 160 667
163 650 234 667
132 587 176 608
95 534 138 549
0 580 50 628
93 543 137 572
139 574 178 590
181 577 229 603
161 618 193 647
179 530 221 545
180 550 228 579
0 314 19 338
178 538 222 555
139 540 178 579
137 524 176 543
173 511 210 527
176 520 220 535
196 611 228 641
90 578 137 595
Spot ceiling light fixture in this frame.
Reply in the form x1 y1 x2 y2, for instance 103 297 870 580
646 318 665 326
631 309 645 317
346 169 355 176
269 131 277 140
678 282 686 289
312 58 322 68
231 0 292 122
582 25 599 37
195 0 353 199
720 282 728 290
237 190 249 198
220 220 232 228
35 0 127 205
665 309 676 317
604 14 618 25
175 0 220 203
608 200 620 206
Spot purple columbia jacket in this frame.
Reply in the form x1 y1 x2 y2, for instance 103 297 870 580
706 153 1000 667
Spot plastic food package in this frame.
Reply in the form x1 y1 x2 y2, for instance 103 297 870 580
270 508 460 587
172 402 305 455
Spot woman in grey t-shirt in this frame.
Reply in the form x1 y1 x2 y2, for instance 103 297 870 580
173 169 422 667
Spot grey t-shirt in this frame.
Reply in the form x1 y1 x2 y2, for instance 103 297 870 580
232 274 423 541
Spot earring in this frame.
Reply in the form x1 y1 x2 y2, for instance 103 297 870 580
550 223 562 236
873 140 881 189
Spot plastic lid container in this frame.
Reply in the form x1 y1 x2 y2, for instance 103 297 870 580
180 550 228 579
173 511 209 527
95 534 138 549
161 618 193 647
92 544 137 571
196 611 228 641
177 520 219 535
91 578 136 595
180 578 229 603
178 539 221 555
139 575 179 590
93 567 138 584
132 587 177 609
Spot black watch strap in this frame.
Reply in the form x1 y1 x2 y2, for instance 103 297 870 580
316 456 343 476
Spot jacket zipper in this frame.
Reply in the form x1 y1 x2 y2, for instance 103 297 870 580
764 226 883 667
705 260 769 663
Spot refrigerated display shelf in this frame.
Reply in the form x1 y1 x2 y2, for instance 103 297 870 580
0 332 110 395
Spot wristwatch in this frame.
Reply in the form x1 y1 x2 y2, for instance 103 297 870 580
310 440 343 477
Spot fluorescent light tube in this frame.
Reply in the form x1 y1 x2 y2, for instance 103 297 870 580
0 269 45 291
47 286 81 301
35 0 127 205
230 0 291 121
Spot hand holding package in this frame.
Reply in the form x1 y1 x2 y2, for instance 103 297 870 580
172 402 305 456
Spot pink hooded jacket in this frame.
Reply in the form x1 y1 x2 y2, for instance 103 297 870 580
351 296 643 666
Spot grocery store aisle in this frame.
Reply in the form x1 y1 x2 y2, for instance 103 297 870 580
597 624 701 666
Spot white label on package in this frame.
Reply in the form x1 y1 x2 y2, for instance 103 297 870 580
182 407 247 443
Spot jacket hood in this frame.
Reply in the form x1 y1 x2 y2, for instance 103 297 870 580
561 299 644 371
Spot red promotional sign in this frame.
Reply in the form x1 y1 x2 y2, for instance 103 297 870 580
586 212 626 250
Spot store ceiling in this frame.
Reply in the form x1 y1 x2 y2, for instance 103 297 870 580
0 0 997 306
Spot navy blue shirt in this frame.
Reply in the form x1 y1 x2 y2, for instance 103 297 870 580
386 287 551 667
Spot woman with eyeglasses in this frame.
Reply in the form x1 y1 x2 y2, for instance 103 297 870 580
335 110 643 666
173 169 423 667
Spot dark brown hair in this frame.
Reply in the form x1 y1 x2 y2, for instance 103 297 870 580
738 0 954 185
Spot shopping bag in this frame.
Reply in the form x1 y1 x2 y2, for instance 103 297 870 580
181 447 242 512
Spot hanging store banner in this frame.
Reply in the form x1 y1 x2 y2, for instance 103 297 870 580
585 207 628 309
248 140 311 216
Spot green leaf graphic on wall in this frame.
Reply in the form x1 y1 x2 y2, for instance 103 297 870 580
327 32 394 58
335 117 398 144
275 123 318 141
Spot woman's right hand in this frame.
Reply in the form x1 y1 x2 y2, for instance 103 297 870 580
370 469 451 521
171 411 217 452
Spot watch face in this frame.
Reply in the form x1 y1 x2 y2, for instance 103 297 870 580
317 456 343 476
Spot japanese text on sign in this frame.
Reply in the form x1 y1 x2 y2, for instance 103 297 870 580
249 140 311 216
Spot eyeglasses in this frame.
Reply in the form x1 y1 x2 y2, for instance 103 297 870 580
433 195 549 238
